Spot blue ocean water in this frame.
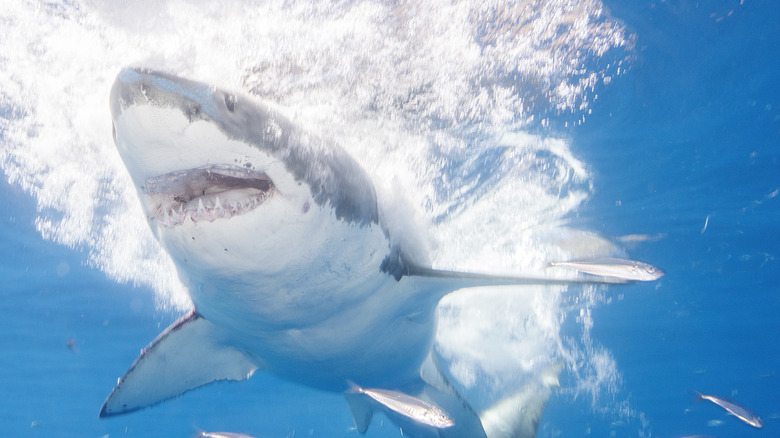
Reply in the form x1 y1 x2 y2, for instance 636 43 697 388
1 1 779 438
558 1 780 436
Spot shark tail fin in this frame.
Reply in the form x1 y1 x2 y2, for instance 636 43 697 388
99 311 258 417
479 362 563 438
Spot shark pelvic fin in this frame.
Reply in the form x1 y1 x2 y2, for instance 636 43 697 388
479 362 562 438
100 310 257 417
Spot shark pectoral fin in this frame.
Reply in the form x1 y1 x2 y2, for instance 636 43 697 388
100 310 257 417
344 390 373 433
479 362 562 438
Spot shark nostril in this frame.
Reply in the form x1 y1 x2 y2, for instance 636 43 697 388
187 104 201 122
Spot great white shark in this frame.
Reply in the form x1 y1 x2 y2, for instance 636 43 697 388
101 67 652 437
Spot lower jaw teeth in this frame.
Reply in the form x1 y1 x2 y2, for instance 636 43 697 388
154 193 266 227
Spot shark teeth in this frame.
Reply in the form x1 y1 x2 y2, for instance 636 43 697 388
146 166 275 228
214 195 225 215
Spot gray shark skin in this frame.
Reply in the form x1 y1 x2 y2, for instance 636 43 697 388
101 68 638 437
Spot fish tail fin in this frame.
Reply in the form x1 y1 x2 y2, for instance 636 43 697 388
344 386 373 434
690 389 705 402
191 426 205 438
345 379 363 394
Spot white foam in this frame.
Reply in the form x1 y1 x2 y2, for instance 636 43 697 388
0 0 636 420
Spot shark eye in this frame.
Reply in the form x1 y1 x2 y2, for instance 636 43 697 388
224 94 236 112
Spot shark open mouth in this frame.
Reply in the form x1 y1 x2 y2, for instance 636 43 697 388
144 166 275 228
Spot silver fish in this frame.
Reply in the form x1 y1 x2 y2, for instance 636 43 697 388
614 233 666 243
697 392 763 428
348 384 454 429
549 257 664 281
194 432 256 438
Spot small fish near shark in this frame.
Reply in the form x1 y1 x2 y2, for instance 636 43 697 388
100 68 662 437
549 257 664 282
345 382 455 430
695 392 763 429
194 431 257 438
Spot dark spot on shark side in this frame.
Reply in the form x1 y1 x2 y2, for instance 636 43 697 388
380 247 407 281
